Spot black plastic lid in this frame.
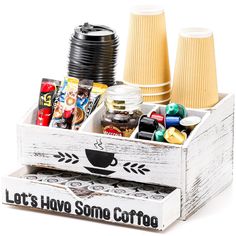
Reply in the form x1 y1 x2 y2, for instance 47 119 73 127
74 22 116 42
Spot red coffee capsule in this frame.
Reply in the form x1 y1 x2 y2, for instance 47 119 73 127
150 112 165 126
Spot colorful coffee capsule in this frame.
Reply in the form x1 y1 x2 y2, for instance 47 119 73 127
136 131 154 140
165 103 187 118
165 116 181 129
150 112 165 126
181 130 188 140
180 116 201 131
138 115 159 133
164 127 187 145
154 129 166 142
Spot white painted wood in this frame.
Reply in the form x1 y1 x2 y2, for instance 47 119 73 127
16 93 235 221
181 93 234 219
1 167 181 231
18 122 183 187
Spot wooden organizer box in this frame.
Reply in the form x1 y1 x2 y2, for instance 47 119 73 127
2 93 234 231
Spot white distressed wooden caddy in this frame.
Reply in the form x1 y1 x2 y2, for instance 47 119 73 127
2 93 234 231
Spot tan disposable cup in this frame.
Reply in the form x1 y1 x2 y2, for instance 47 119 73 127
123 5 171 86
143 92 171 103
124 81 171 95
171 28 219 108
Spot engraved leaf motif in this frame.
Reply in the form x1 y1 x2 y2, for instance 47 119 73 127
123 167 131 173
131 163 138 168
65 153 71 158
54 152 79 165
123 162 131 167
138 164 145 168
53 155 61 159
138 169 145 175
131 168 138 174
142 168 150 172
72 154 79 159
72 160 79 164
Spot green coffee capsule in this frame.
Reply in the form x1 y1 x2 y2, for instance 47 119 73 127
165 103 187 118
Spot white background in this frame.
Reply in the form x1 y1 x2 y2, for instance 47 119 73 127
0 0 235 235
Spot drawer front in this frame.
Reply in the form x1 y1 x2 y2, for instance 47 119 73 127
2 167 181 231
18 123 183 188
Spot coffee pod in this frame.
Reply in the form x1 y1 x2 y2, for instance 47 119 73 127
136 131 154 140
154 129 165 142
150 112 165 126
42 177 67 184
138 115 159 133
149 194 165 200
109 188 135 195
180 116 202 131
165 116 181 129
181 130 188 140
88 184 111 192
21 174 43 181
165 103 187 118
65 180 91 188
164 127 187 144
129 192 149 199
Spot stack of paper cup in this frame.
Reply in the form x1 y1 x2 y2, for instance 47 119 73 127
171 28 219 108
123 5 171 104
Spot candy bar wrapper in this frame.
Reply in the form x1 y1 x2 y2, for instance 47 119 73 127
50 77 79 129
71 79 93 131
36 78 60 126
85 82 108 118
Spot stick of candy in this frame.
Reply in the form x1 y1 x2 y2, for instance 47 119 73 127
36 78 60 126
71 79 93 131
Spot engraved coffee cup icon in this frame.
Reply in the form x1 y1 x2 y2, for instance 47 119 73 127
84 149 117 176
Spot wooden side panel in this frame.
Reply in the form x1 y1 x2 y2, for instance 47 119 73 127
181 94 234 219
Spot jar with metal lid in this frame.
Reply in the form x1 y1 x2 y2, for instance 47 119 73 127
101 85 143 137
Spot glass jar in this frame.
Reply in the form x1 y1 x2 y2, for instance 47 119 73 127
101 85 143 137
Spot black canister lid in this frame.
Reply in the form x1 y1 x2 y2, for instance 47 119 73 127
74 22 116 42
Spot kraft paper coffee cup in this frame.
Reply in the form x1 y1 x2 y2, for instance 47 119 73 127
171 28 219 108
124 81 171 95
142 92 170 103
123 5 171 87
